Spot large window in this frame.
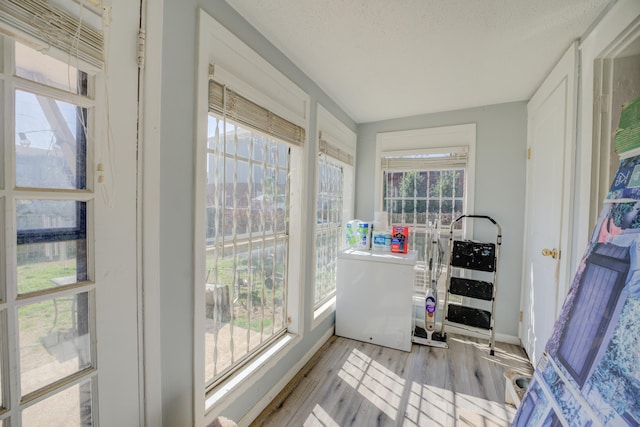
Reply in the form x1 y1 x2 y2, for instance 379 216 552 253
1 39 96 425
197 11 310 416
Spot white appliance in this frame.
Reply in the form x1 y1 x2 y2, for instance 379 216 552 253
336 248 417 352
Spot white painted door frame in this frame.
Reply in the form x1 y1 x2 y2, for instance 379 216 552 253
137 0 164 425
575 0 640 273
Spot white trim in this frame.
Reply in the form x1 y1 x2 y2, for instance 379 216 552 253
203 20 309 130
204 334 298 417
195 9 310 425
317 103 356 155
138 0 164 424
577 0 640 271
194 9 209 427
237 327 334 426
374 123 476 227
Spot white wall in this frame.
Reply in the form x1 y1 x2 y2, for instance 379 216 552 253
356 102 528 339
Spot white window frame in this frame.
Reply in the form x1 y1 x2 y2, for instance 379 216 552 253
312 104 356 328
194 9 310 424
375 124 476 230
1 37 98 424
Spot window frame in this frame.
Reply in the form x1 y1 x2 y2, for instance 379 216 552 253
375 124 476 234
1 36 99 425
194 8 310 422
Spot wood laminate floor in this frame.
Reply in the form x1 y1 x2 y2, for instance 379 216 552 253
251 334 532 427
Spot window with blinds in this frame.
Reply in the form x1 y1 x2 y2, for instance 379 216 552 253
313 110 355 310
314 144 347 308
382 146 468 294
2 37 96 425
204 76 303 388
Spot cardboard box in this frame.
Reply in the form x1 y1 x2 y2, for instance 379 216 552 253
391 226 409 253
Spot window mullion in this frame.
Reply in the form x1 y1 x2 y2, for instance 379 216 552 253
4 40 21 421
230 123 238 362
320 157 327 298
270 142 279 335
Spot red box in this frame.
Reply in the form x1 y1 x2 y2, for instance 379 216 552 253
391 226 409 253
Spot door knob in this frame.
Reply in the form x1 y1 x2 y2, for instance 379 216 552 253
541 248 559 259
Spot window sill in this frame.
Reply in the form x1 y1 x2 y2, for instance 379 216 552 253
204 332 299 416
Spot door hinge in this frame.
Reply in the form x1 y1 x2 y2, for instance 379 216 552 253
519 311 523 322
527 148 531 160
137 28 146 69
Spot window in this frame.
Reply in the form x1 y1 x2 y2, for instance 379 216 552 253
313 106 355 313
314 155 345 306
204 112 291 385
376 125 476 298
196 11 310 415
204 74 306 387
1 39 96 425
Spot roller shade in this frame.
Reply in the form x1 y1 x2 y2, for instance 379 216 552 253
319 131 353 166
208 74 305 147
381 146 468 170
0 0 104 69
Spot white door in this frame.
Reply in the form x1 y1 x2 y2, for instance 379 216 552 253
521 43 578 365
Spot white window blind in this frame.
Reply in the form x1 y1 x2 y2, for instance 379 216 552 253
381 146 468 171
208 67 305 147
0 0 104 69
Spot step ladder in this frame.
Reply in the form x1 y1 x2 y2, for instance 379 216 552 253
440 215 502 355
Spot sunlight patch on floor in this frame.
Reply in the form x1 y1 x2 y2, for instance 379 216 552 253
403 382 515 426
337 348 406 421
404 382 456 425
303 404 340 427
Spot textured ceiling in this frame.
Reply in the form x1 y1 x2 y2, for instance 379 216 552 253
225 0 612 123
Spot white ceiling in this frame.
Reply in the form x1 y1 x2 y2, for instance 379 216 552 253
225 0 612 124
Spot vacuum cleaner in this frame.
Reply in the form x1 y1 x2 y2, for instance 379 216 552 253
412 225 448 348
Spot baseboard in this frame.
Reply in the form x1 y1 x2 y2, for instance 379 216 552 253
239 327 335 425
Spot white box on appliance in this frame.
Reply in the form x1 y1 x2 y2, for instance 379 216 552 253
336 248 417 352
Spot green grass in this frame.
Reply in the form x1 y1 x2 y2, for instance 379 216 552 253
233 314 273 332
17 260 79 340
18 261 77 294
